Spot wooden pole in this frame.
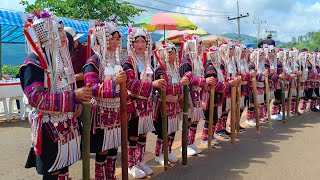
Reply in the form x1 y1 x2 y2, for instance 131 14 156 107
295 75 301 115
287 78 295 119
161 76 169 169
265 76 272 128
207 88 215 150
231 86 237 144
251 76 260 133
120 82 128 180
81 102 91 180
182 86 189 166
281 80 286 123
236 86 241 134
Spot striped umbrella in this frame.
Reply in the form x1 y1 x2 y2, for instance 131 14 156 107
134 13 197 39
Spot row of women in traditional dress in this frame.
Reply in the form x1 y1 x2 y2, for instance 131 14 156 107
20 10 320 180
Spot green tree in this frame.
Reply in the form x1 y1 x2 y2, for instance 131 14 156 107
1 65 20 76
20 0 145 26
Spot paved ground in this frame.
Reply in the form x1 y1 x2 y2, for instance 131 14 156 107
1 111 320 180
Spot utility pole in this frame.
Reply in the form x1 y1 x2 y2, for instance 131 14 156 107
253 17 266 40
228 0 249 43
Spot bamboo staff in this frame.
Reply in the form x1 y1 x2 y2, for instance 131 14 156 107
231 86 237 144
287 78 295 119
81 102 91 180
120 82 128 180
207 87 215 150
160 75 169 169
281 79 286 123
295 75 301 115
251 74 260 133
182 86 189 166
236 85 241 134
265 76 272 128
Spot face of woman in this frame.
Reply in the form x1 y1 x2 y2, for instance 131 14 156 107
229 48 235 57
269 51 275 59
107 32 121 51
59 28 67 47
169 49 176 64
241 51 247 59
133 36 147 55
259 53 265 61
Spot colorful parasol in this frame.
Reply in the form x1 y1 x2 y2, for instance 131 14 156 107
134 13 197 32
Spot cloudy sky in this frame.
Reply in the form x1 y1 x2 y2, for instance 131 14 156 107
2 0 320 42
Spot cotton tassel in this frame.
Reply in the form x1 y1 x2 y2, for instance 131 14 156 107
292 89 297 97
285 91 289 99
138 113 155 135
62 142 69 169
168 116 179 135
117 126 121 147
300 89 305 98
102 128 110 152
110 128 115 149
225 97 231 112
240 96 245 107
106 129 112 150
218 106 223 118
146 112 155 132
138 116 144 135
69 138 77 165
258 94 264 104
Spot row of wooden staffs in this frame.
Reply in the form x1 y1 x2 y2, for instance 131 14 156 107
80 72 302 180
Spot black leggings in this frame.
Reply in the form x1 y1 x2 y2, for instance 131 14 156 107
128 116 139 138
314 88 320 97
154 114 176 139
304 88 316 101
203 107 218 128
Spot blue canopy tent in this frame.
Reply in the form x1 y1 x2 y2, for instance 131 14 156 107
245 42 258 48
0 9 130 43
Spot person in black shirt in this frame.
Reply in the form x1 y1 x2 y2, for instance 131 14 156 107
258 34 276 48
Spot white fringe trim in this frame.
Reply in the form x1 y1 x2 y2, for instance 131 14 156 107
48 134 81 172
240 96 245 107
218 106 222 118
102 126 121 152
285 90 289 99
225 97 231 112
188 106 204 121
138 112 155 135
300 89 305 97
292 89 297 97
269 91 275 100
258 94 264 104
168 114 181 134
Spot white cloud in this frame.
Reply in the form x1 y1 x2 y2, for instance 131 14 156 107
2 0 319 43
